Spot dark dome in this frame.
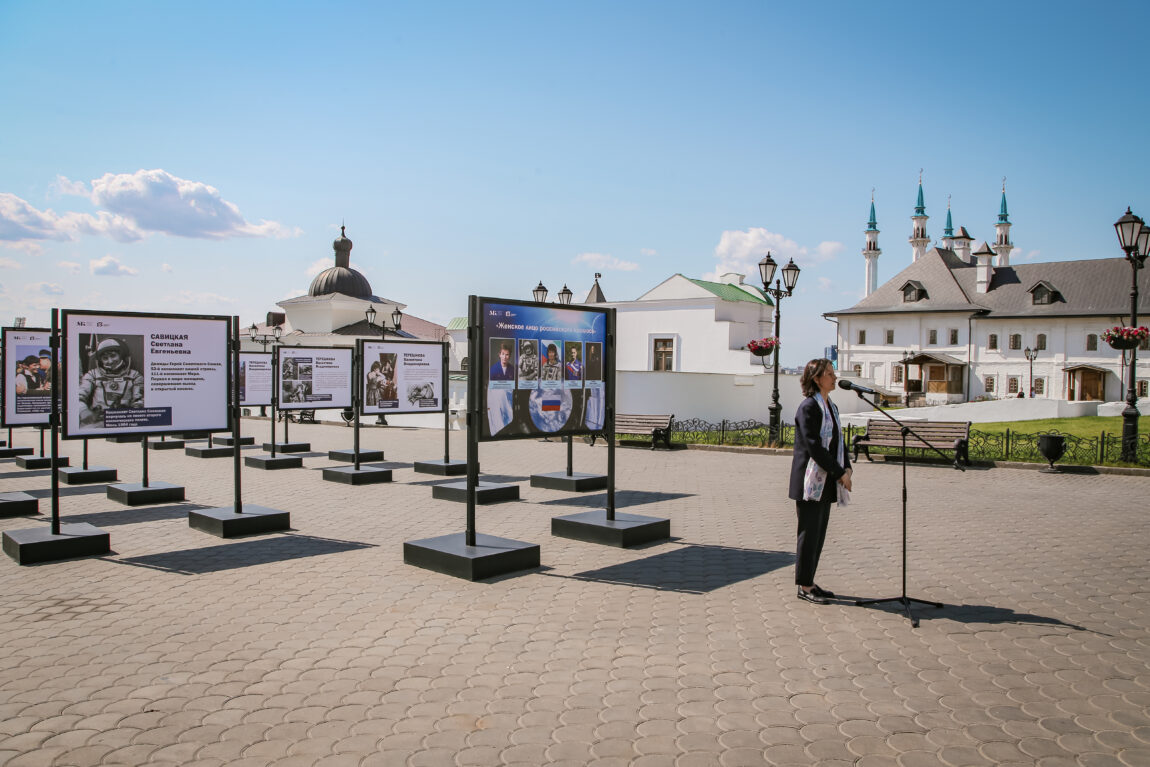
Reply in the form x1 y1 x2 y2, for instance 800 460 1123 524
308 266 373 298
308 225 374 298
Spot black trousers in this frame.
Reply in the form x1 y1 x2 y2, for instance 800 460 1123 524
795 499 832 586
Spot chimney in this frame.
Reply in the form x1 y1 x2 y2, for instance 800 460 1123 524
973 241 995 293
953 226 973 264
719 273 745 285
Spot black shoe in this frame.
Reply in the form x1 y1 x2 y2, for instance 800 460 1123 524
810 585 836 599
797 587 829 605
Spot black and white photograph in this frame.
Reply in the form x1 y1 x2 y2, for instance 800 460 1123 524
360 340 445 415
517 339 539 385
76 334 146 426
276 346 353 410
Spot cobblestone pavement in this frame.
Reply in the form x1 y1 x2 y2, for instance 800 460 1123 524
1 421 1148 767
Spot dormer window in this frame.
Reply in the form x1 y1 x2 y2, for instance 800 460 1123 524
1028 280 1059 306
901 280 927 303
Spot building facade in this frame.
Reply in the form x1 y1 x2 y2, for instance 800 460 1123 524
828 183 1150 404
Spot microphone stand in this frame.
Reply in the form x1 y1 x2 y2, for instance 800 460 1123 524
846 385 961 627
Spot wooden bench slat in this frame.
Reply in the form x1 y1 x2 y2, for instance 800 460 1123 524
854 418 970 464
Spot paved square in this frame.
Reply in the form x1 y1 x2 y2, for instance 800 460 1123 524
1 423 1148 766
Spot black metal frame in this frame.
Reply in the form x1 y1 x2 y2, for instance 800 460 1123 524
237 350 273 408
1 326 53 429
273 344 354 411
356 338 448 416
474 296 611 443
60 309 232 440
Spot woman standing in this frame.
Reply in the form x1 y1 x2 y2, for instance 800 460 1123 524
788 358 852 605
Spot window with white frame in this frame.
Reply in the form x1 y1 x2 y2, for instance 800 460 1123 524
1086 334 1098 351
1008 376 1020 394
949 328 959 345
1009 334 1022 350
858 329 866 345
885 329 894 345
892 365 903 384
988 334 998 350
653 338 674 371
928 329 937 345
984 376 995 393
1036 333 1047 351
1139 380 1148 398
1034 378 1046 396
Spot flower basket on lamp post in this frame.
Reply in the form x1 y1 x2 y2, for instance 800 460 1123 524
747 338 779 369
1102 326 1148 351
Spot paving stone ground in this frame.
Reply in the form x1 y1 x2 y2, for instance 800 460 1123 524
0 421 1148 767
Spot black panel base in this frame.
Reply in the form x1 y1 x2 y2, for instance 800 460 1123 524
432 481 520 504
551 510 671 547
107 481 185 506
262 442 311 453
245 455 303 470
404 532 540 581
0 447 35 458
185 446 234 458
148 440 185 450
0 492 39 517
176 431 215 440
3 523 110 565
58 466 118 485
105 435 142 444
16 455 70 470
213 435 255 446
188 505 291 538
413 459 468 476
322 466 393 485
530 471 609 492
328 449 384 463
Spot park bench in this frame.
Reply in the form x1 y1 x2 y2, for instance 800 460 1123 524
591 413 675 450
853 418 971 465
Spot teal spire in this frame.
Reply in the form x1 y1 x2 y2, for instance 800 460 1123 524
998 178 1010 223
944 195 954 237
914 171 925 216
866 191 878 231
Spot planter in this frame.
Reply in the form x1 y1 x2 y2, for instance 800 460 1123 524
750 348 774 357
1037 434 1066 473
1108 337 1141 350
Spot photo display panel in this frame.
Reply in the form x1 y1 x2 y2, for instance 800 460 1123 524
2 327 53 427
479 298 609 441
360 340 446 415
239 352 273 407
62 311 231 439
276 346 353 410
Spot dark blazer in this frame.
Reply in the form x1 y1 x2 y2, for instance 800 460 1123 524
490 361 514 381
788 394 850 502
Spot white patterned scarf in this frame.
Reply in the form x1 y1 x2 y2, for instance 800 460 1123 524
802 392 850 506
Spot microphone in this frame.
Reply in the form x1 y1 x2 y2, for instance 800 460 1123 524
837 379 877 395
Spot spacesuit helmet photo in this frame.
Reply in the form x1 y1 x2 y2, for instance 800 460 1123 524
93 338 131 375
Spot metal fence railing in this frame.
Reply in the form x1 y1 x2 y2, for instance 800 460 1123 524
653 418 1150 468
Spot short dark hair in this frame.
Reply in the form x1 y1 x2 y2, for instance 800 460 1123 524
800 358 834 397
22 355 39 366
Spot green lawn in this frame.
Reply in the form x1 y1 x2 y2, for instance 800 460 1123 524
971 415 1150 438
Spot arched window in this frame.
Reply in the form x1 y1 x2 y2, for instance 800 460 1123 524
988 334 998 350
1009 334 1022 350
461 357 469 370
1036 333 1047 351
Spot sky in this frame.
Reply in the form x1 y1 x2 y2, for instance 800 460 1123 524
2 1 1149 367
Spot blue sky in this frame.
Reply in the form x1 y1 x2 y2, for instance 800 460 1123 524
2 1 1148 366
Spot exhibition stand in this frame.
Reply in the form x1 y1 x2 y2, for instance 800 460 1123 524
16 427 70 469
58 438 118 485
323 340 391 485
190 316 290 536
106 435 186 505
413 344 466 476
529 434 607 492
3 312 108 563
147 434 185 450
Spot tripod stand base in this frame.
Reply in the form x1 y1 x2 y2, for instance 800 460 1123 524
855 595 943 628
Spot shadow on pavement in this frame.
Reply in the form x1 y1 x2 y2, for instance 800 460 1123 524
109 533 377 575
0 469 53 480
47 502 212 528
25 485 113 499
559 543 793 594
538 490 693 508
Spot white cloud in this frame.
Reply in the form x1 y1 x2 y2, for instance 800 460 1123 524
33 282 64 295
640 248 657 257
58 260 82 274
306 257 334 277
90 255 138 276
1 170 301 247
0 257 21 270
1016 247 1040 262
572 252 639 271
90 169 300 240
705 227 843 282
162 263 173 273
817 276 833 292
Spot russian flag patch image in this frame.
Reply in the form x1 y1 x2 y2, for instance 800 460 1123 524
541 399 561 412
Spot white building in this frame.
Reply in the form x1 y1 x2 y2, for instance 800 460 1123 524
828 182 1150 404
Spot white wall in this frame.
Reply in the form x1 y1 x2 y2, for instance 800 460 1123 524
839 396 1101 428
613 299 773 375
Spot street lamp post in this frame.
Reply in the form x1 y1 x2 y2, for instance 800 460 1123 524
365 304 403 336
758 252 801 446
1024 346 1038 398
532 282 574 305
1113 208 1149 463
